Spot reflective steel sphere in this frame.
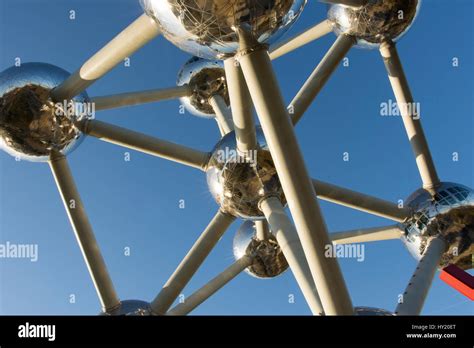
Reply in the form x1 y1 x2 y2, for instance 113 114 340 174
402 182 474 270
328 0 421 49
0 63 91 162
177 57 229 117
355 307 393 316
101 300 152 316
206 127 286 220
233 220 288 278
141 0 307 59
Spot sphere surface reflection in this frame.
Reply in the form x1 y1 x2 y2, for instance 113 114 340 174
328 0 421 48
141 0 307 59
0 63 90 162
402 182 474 270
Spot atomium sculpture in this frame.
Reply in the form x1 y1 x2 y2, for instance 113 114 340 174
0 0 472 316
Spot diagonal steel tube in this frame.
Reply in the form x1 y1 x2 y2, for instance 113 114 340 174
150 210 235 315
313 179 410 222
91 85 192 111
290 34 355 125
79 119 209 171
260 196 324 315
49 152 120 312
237 32 353 315
51 14 160 101
224 58 258 153
167 256 253 316
380 41 440 190
395 237 446 315
330 225 403 244
209 94 234 135
269 20 334 60
255 220 271 241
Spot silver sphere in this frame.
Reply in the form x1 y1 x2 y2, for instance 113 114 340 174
141 0 307 59
101 300 152 316
402 182 474 270
328 0 421 49
0 63 90 162
177 57 229 117
233 221 288 278
355 307 393 316
206 127 286 220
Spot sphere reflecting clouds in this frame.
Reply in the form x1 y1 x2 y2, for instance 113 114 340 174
0 63 91 162
206 127 286 220
233 221 288 278
141 0 307 59
355 307 393 316
402 182 474 270
177 57 229 117
328 0 421 49
101 300 152 316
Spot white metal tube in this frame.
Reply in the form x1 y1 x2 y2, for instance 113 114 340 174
80 120 209 171
313 179 410 222
91 85 192 111
51 14 160 101
209 95 234 135
330 225 403 244
237 33 353 315
224 58 258 153
269 20 333 60
260 196 324 315
49 152 120 312
395 237 446 315
380 41 440 190
255 220 271 241
167 256 253 316
150 210 235 315
290 34 354 125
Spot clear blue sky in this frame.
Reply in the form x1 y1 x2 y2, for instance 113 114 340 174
0 0 472 315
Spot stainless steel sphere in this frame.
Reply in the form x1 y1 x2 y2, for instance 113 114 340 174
177 57 229 117
141 0 307 59
402 182 474 270
101 300 152 316
206 127 286 220
327 0 421 49
0 63 90 162
355 307 393 316
233 221 288 278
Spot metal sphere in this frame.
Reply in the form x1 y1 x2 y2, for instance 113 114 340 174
101 300 152 316
327 0 421 49
206 127 286 220
141 0 307 59
0 63 90 162
402 182 474 270
233 221 288 278
354 307 394 316
177 57 229 118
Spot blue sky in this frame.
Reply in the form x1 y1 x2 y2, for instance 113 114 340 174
0 0 472 315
